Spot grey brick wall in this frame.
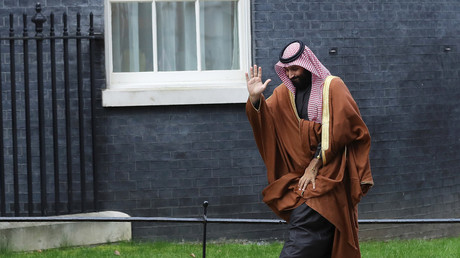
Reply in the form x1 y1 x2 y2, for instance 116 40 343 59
1 0 459 242
95 104 282 240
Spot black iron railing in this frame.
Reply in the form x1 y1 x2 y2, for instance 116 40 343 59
1 201 460 258
0 3 103 217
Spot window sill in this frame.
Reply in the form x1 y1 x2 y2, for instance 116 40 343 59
102 83 249 107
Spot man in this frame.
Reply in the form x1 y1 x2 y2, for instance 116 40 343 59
245 41 373 258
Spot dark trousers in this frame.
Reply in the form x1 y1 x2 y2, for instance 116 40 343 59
279 203 335 258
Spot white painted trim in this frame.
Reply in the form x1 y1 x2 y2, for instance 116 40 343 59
152 2 158 72
102 83 248 106
104 0 112 88
195 0 202 71
104 0 252 106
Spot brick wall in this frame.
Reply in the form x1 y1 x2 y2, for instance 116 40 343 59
95 104 283 240
1 0 459 242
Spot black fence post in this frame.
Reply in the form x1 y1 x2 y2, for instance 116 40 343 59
31 2 48 216
89 12 99 211
9 12 20 216
202 201 209 258
76 12 87 213
50 12 60 215
23 13 33 216
0 20 4 217
62 12 73 213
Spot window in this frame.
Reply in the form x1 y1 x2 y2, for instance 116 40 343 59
103 0 251 106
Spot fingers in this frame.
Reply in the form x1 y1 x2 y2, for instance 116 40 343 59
298 178 310 191
298 175 317 193
246 65 270 93
256 79 270 94
253 65 260 78
298 179 315 193
248 65 262 79
263 79 271 89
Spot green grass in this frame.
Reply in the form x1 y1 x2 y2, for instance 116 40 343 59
1 237 459 257
360 237 460 258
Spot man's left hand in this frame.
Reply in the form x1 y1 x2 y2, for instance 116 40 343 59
298 158 322 193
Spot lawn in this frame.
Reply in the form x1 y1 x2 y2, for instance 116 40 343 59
1 237 459 257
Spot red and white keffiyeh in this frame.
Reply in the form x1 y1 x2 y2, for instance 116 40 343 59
275 42 331 123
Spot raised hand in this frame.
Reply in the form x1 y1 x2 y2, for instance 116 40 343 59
245 65 271 104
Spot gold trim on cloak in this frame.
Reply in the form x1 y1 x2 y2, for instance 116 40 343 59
321 75 338 164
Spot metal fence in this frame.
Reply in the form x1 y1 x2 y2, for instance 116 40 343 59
0 3 102 217
2 201 460 258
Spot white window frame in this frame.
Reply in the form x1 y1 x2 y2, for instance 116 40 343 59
103 0 251 107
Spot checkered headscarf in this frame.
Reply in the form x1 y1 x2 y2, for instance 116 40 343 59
275 41 330 123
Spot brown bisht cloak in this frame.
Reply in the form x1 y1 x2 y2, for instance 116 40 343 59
246 76 373 258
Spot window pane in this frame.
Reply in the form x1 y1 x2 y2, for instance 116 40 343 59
157 2 197 71
200 1 239 70
112 2 153 72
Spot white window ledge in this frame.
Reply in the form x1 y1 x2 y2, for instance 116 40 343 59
102 82 249 107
